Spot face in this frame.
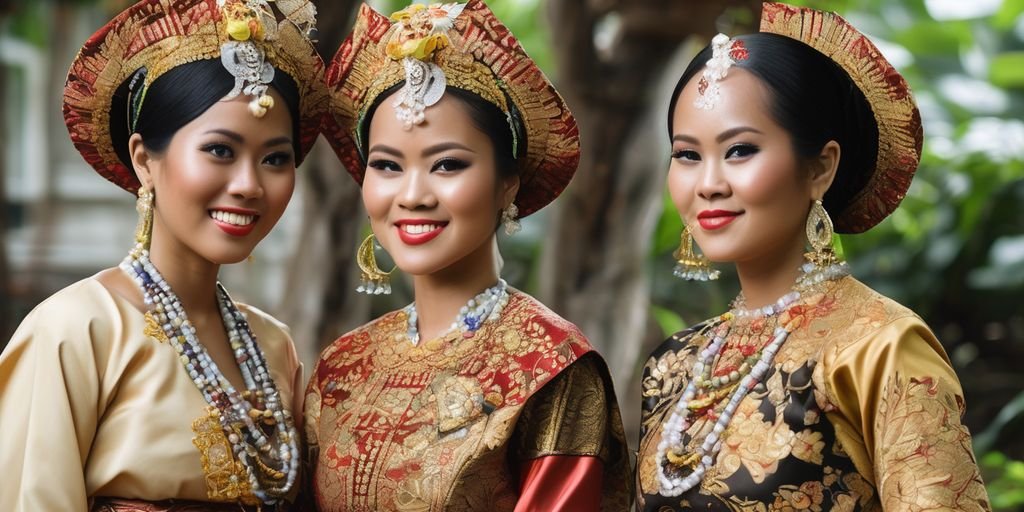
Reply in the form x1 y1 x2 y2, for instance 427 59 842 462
132 89 296 265
362 93 519 277
668 69 817 266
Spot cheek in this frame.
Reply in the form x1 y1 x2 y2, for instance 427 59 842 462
265 171 296 213
360 174 393 220
666 165 696 216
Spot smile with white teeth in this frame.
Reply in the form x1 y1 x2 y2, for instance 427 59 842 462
210 210 256 226
401 224 442 234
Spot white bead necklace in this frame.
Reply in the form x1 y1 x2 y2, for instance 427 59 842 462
404 279 510 345
120 245 299 503
656 261 849 496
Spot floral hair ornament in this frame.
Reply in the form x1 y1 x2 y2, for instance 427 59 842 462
324 0 581 219
386 2 466 129
694 33 749 110
63 0 327 194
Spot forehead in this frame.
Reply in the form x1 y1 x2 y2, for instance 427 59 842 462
183 90 292 136
671 68 778 139
367 92 490 150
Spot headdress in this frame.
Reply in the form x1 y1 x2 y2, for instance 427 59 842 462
323 0 580 218
759 2 923 233
63 0 327 194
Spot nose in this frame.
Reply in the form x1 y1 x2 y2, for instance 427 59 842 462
227 159 264 200
396 167 437 211
695 159 730 200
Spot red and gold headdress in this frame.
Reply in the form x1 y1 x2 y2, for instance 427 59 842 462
760 2 923 233
323 0 580 218
63 0 327 194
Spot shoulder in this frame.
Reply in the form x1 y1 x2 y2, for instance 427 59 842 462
645 317 717 372
314 308 403 372
236 302 300 371
8 276 128 346
500 289 593 357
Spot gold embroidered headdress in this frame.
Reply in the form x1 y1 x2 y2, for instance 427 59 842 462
759 2 923 233
324 0 580 218
63 0 327 194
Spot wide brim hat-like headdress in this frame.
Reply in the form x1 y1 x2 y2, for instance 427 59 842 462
63 0 327 194
760 2 923 233
323 0 580 218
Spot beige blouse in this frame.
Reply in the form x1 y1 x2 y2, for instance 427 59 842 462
0 276 303 511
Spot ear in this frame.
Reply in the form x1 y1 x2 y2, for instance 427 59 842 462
810 140 840 200
128 133 156 190
501 175 520 209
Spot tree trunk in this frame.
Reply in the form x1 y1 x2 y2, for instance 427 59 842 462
277 0 367 367
0 51 9 343
542 0 760 445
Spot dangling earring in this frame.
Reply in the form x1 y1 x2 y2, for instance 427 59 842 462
501 203 521 236
804 199 837 267
673 224 719 281
135 186 154 250
356 233 394 295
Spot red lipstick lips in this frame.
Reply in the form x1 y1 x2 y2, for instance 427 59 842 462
395 219 448 245
697 209 741 230
210 207 259 237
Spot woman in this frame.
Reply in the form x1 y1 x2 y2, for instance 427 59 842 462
305 1 631 510
637 3 990 510
0 0 324 509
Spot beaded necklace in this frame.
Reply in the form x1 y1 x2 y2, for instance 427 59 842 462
120 246 299 503
656 260 849 496
404 279 510 345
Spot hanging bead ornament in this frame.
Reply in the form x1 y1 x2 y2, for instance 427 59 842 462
501 203 521 236
120 245 299 503
403 279 509 346
655 258 849 496
673 225 720 281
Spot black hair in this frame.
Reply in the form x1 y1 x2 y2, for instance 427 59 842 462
668 33 879 218
361 82 523 181
109 58 302 170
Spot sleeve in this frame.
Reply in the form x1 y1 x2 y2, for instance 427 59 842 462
510 354 632 512
297 356 324 510
824 315 991 511
0 303 104 512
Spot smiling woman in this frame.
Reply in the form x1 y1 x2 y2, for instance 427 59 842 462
304 1 632 511
0 0 325 510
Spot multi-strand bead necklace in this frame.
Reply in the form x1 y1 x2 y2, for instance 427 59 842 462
656 260 849 496
121 246 299 503
404 279 510 345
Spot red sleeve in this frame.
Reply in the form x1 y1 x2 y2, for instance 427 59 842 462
514 455 604 512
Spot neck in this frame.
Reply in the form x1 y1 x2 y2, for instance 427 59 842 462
147 226 221 319
734 240 807 310
411 237 501 341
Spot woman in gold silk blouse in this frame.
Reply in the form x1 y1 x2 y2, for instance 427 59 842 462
304 1 631 510
0 0 325 509
637 2 990 510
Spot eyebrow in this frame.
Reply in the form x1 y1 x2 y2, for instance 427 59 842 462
366 141 477 158
203 129 292 148
672 126 764 145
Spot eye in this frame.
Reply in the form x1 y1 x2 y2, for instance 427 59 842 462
725 143 759 160
671 149 701 162
263 151 294 167
368 159 401 173
202 143 234 159
432 157 469 173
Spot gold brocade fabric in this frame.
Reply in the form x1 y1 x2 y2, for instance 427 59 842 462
0 276 304 511
305 291 631 511
637 276 990 511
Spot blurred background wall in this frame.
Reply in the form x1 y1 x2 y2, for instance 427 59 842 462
2 0 1023 506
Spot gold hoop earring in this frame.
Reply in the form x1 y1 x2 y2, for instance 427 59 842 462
673 224 719 281
805 199 838 267
135 186 154 250
356 233 394 295
501 203 521 236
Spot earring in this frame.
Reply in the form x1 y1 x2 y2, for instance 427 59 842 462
135 186 154 250
501 203 521 236
805 199 837 267
673 224 719 281
356 233 394 295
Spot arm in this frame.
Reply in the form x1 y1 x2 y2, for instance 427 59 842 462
511 354 631 512
826 316 990 511
0 304 102 511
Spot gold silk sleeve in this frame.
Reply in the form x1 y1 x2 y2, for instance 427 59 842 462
822 315 991 511
512 354 612 462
